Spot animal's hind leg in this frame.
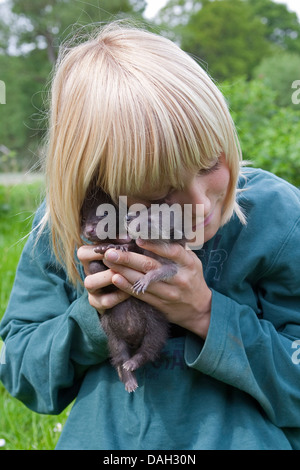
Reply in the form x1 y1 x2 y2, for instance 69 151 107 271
109 338 139 392
122 339 161 372
123 316 169 372
102 321 138 392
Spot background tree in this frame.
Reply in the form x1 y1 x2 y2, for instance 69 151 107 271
180 0 270 80
158 0 300 80
248 0 300 53
158 0 271 80
10 0 147 64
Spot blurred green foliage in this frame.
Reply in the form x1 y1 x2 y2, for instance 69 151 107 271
180 0 271 81
254 52 300 109
222 78 300 187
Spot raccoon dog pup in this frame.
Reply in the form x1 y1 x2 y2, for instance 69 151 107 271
81 188 186 392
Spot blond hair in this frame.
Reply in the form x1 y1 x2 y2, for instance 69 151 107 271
40 21 244 285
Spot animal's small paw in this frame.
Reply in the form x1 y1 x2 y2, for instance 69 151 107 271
123 359 137 372
132 279 148 295
125 377 138 393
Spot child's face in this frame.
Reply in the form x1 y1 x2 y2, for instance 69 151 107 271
127 153 230 243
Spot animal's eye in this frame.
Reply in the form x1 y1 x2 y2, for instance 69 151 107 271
96 210 109 219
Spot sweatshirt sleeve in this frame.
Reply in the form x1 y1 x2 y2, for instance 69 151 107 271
185 216 300 428
0 205 109 414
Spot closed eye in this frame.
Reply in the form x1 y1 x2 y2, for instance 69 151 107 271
198 160 221 176
148 189 176 205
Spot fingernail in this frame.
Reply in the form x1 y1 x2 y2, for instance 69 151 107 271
112 274 123 286
104 250 119 262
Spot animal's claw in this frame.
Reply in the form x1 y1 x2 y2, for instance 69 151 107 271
132 279 148 294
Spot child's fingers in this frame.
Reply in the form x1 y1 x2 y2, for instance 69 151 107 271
84 270 114 294
77 244 104 262
77 245 105 275
102 241 190 275
111 273 176 306
103 247 161 275
87 287 130 314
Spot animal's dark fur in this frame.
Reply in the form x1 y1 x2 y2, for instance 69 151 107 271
81 188 185 392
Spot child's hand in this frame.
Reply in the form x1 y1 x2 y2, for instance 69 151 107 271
101 240 212 339
77 245 130 314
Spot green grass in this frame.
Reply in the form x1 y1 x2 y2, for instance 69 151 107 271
0 183 44 319
0 182 70 450
0 393 69 450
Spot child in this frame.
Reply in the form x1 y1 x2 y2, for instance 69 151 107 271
1 21 300 450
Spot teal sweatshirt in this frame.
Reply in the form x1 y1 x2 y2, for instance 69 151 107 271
1 168 300 450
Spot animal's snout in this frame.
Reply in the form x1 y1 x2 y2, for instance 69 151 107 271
84 223 96 236
85 224 96 235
